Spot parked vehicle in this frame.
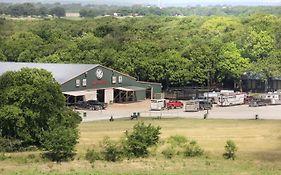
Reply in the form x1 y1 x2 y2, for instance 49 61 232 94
198 99 213 110
74 100 107 110
87 100 107 110
185 100 200 112
166 100 183 109
249 97 271 107
244 95 254 104
260 92 281 105
218 92 245 107
150 99 166 110
74 101 89 110
203 92 219 104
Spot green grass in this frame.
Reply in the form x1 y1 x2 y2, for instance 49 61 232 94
1 118 281 175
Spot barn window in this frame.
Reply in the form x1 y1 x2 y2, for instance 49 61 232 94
82 79 87 87
76 79 80 87
112 76 117 84
118 76 123 83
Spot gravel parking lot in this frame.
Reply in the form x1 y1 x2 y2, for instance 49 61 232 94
78 100 281 122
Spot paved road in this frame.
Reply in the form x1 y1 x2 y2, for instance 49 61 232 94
78 100 281 122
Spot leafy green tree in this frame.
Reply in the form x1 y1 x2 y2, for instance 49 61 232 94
243 30 274 61
0 68 81 158
49 7 66 18
75 34 102 51
95 24 114 37
5 3 36 17
147 50 192 87
36 7 48 17
2 32 44 62
218 42 250 90
34 54 61 63
182 37 222 86
250 50 281 91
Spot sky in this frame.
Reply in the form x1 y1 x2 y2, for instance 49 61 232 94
0 0 281 6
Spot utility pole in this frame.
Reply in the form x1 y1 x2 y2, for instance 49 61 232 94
207 70 210 115
204 70 210 119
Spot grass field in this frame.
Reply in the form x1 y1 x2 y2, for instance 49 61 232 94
1 118 281 175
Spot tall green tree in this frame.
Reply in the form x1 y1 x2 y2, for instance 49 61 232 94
2 32 44 62
0 68 81 156
218 42 250 80
49 7 66 18
243 30 274 61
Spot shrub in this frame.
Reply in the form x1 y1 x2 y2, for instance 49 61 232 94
123 122 161 158
100 137 123 162
85 148 101 163
42 127 79 162
162 147 176 159
167 135 188 148
183 140 204 157
0 137 22 152
223 140 237 160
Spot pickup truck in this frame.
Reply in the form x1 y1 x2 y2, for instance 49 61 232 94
74 100 107 110
166 100 183 109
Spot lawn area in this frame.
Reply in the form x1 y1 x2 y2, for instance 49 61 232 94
1 118 281 175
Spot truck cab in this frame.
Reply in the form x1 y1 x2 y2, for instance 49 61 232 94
150 99 166 110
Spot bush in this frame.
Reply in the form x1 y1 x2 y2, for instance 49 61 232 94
100 137 123 162
223 140 237 160
42 127 79 162
85 148 101 163
0 137 22 152
123 122 161 158
167 135 188 148
162 147 176 159
183 140 204 157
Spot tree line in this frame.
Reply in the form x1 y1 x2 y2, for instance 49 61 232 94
0 15 281 88
2 3 281 18
79 5 281 17
0 3 65 17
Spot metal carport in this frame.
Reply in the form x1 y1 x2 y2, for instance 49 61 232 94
114 86 146 103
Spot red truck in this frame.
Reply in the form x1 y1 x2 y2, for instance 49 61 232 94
166 100 184 109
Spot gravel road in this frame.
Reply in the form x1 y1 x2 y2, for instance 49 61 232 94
78 100 281 122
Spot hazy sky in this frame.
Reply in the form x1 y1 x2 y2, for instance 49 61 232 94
0 0 281 6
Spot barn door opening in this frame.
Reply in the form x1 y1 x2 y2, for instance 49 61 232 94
97 89 105 102
146 87 152 99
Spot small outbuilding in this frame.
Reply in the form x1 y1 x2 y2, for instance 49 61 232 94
0 62 162 104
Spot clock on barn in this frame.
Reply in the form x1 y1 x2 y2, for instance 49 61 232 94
96 69 103 79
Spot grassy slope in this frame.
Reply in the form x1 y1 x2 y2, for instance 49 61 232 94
1 118 281 175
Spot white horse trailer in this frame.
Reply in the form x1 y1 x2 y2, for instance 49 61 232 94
185 100 200 112
150 99 166 110
218 93 245 106
260 92 281 105
204 92 219 104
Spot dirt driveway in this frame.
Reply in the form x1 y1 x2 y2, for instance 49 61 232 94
78 100 281 122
